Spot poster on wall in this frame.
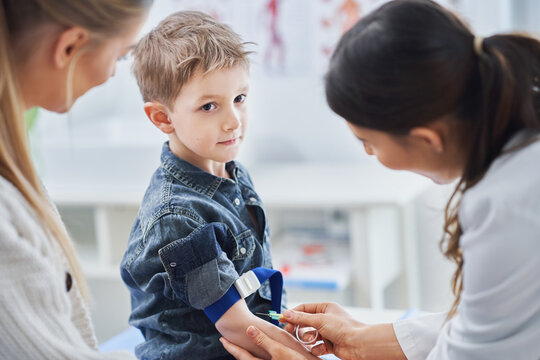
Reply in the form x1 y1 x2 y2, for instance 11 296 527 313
152 0 461 76
149 0 369 76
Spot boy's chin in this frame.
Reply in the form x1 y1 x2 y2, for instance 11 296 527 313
217 155 238 164
216 149 241 163
210 152 238 164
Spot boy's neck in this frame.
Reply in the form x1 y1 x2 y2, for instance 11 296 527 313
169 140 231 179
208 162 231 179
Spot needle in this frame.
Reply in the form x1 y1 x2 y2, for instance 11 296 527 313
255 311 284 320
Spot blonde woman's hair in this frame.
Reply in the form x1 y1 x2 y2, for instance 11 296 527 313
133 11 252 109
0 0 151 300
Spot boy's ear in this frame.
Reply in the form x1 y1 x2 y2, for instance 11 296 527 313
53 26 90 69
144 102 175 134
409 126 444 153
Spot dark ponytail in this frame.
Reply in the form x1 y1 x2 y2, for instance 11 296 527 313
445 33 540 317
465 34 540 184
325 0 540 317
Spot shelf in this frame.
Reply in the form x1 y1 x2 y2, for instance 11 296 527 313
250 161 431 209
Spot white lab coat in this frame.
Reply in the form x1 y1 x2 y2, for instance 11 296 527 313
393 131 540 360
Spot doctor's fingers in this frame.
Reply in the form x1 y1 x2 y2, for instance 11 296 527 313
281 302 356 328
283 310 357 345
292 302 351 317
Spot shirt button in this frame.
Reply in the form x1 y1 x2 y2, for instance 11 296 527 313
249 197 257 202
240 247 247 255
65 272 72 292
234 198 240 206
170 262 177 267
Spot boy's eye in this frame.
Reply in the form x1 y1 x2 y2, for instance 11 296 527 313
234 94 246 103
201 103 216 112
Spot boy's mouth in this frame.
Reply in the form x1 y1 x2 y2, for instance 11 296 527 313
218 137 238 146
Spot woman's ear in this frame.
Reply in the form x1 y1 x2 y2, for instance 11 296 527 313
144 102 175 134
53 27 90 69
409 126 444 153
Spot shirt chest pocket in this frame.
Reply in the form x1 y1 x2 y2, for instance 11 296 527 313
231 229 256 261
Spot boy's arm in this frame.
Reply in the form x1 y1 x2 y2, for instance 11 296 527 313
216 299 319 360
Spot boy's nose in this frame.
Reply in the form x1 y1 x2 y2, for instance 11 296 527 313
223 108 242 131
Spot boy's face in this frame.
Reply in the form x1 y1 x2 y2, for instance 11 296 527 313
167 65 249 172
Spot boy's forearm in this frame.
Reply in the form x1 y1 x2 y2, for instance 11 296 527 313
215 300 317 359
216 306 269 359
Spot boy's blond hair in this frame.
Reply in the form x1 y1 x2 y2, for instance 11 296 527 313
133 11 251 109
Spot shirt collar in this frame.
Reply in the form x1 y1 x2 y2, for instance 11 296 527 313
503 129 540 152
160 141 240 197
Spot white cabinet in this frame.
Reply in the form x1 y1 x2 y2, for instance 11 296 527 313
55 202 141 342
57 204 139 277
249 162 431 309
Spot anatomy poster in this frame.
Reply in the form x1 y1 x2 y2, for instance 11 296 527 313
149 0 459 76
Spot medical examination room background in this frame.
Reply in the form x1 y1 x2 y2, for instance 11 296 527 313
28 0 540 343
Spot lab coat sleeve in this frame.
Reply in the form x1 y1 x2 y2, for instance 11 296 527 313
393 312 446 360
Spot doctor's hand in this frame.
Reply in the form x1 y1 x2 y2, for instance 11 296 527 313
281 302 363 359
221 326 309 360
281 302 407 360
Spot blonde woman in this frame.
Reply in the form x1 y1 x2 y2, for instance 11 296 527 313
0 1 151 358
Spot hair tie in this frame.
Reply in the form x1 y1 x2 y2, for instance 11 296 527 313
473 36 484 56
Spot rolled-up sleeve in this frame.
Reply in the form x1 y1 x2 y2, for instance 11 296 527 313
158 222 239 309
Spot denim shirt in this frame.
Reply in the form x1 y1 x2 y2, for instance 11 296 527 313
120 142 280 360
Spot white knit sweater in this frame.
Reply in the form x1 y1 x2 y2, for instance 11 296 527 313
0 176 135 359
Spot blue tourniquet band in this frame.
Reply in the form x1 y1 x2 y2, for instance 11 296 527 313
203 284 242 323
203 267 283 326
252 267 283 326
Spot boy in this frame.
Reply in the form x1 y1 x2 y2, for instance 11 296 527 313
120 11 314 360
